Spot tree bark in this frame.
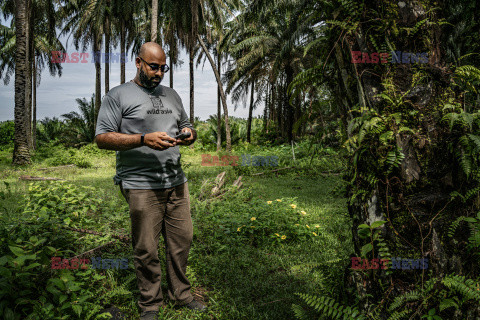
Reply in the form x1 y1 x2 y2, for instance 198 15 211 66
197 34 231 152
247 81 254 143
270 82 275 126
151 0 158 42
217 52 222 152
263 83 268 133
169 51 173 88
277 82 282 139
32 54 37 150
189 48 194 124
340 2 479 317
13 0 31 165
285 65 294 143
105 8 110 94
94 32 102 130
120 18 125 84
25 7 33 150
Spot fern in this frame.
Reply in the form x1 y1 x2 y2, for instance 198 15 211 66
467 219 480 251
442 274 480 302
448 216 467 238
292 303 310 320
404 18 428 37
388 289 422 312
385 148 405 176
448 214 480 253
376 233 392 274
438 298 459 312
453 65 480 94
294 293 366 320
387 309 410 320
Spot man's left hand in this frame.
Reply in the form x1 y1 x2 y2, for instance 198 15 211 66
176 128 196 145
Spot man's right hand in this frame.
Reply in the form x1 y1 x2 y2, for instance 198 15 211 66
144 132 177 151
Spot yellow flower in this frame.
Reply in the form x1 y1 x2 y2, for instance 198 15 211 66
250 217 256 221
295 224 299 226
267 201 272 204
275 233 280 237
237 227 242 232
276 199 282 202
306 225 310 228
251 226 255 228
290 204 297 209
300 211 307 215
312 232 317 236
315 225 320 228
281 235 286 240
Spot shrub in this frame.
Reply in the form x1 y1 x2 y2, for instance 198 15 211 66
0 120 14 146
195 186 321 247
33 144 93 168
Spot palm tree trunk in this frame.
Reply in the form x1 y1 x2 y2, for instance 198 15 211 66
25 8 33 150
264 82 269 133
13 0 31 165
94 32 102 130
105 9 110 94
33 54 37 150
247 81 254 143
216 52 221 152
120 18 125 84
169 48 173 88
189 48 194 124
277 82 282 139
151 0 158 42
197 34 231 152
270 82 275 125
285 65 294 143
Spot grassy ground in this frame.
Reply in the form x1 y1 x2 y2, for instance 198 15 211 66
0 142 352 320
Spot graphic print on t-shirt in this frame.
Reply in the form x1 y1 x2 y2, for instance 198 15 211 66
147 96 172 114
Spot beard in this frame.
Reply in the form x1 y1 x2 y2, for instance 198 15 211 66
139 68 162 88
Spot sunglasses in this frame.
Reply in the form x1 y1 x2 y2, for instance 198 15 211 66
139 56 170 73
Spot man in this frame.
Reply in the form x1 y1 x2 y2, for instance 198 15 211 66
95 42 206 320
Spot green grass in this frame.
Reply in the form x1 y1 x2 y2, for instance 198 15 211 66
0 142 352 319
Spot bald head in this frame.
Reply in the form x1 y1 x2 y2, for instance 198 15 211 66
139 42 165 61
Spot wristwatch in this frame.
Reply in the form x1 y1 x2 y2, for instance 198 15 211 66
140 133 146 146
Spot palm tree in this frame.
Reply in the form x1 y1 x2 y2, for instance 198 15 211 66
62 94 96 145
59 0 105 129
36 117 67 145
197 34 232 151
159 0 237 152
111 0 138 84
13 0 31 164
1 0 63 150
222 0 314 143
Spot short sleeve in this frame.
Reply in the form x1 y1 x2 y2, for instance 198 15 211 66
95 94 122 136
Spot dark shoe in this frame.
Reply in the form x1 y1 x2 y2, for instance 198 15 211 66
180 299 207 312
140 310 159 320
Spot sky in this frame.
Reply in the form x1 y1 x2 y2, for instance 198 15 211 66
0 28 263 122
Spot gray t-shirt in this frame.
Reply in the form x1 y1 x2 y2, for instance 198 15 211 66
95 81 193 189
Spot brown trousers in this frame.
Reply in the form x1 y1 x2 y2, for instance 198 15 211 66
119 182 194 312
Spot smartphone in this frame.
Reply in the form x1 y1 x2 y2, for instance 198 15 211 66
174 131 191 140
